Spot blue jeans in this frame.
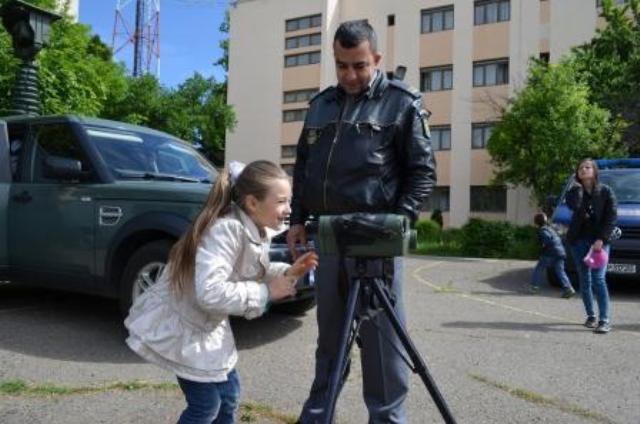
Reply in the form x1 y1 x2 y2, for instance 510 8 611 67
531 255 572 290
177 370 240 424
571 239 611 323
299 255 409 424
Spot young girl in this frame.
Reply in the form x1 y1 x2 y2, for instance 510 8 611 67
565 158 617 334
125 160 318 423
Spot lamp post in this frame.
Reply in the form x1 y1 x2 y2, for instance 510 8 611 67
0 0 61 116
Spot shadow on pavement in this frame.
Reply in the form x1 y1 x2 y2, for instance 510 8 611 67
0 283 306 363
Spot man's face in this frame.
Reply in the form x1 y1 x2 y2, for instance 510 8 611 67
334 40 382 95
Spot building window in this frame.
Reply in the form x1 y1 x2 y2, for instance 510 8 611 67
284 51 321 67
421 6 454 33
474 0 510 25
473 59 509 87
283 88 319 104
430 126 451 151
283 109 307 123
285 14 322 32
471 123 495 149
285 33 321 50
387 14 395 26
470 186 507 212
281 164 294 176
423 186 450 212
420 66 453 92
539 52 550 63
281 145 297 159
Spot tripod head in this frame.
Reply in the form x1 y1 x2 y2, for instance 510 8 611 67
317 213 417 258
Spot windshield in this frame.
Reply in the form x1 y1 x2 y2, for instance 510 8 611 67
87 127 216 182
599 171 640 204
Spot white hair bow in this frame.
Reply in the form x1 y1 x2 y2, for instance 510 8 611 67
228 160 246 184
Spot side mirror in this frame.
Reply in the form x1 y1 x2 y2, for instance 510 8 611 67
43 155 83 180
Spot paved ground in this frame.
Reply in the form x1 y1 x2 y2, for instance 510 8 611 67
0 256 638 423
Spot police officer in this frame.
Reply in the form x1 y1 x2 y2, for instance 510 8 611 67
287 20 436 423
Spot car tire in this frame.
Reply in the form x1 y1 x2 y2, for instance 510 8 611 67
119 239 173 314
270 297 316 316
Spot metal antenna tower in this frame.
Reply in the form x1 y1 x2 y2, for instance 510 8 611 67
112 0 160 77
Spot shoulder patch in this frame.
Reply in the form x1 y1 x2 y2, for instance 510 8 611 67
388 79 421 99
309 86 336 104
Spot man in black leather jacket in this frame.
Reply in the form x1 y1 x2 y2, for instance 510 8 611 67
287 20 436 423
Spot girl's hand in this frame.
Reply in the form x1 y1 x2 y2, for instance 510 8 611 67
287 251 319 280
268 275 297 301
592 239 604 251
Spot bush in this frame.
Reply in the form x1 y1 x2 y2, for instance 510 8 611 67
430 209 443 228
511 225 539 259
460 219 516 258
415 219 442 243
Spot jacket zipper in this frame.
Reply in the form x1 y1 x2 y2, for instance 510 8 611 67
323 100 348 211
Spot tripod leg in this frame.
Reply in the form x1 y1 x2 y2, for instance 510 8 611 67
370 278 457 424
323 277 361 424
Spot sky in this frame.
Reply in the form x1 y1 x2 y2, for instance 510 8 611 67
79 0 230 88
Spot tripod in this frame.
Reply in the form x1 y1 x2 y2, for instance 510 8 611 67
323 256 457 424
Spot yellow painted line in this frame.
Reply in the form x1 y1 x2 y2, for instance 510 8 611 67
411 262 640 338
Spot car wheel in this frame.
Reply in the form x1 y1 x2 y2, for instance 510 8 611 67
119 240 173 313
270 297 316 316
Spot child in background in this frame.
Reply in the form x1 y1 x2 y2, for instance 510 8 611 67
125 160 318 424
528 212 576 298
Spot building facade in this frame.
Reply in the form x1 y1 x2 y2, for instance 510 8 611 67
227 0 607 227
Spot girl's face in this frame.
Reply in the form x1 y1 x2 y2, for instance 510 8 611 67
577 161 596 184
246 178 292 231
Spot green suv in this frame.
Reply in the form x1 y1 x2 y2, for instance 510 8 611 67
0 115 315 314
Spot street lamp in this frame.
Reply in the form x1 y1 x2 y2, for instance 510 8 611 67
0 0 61 116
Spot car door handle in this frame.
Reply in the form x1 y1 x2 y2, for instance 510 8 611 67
11 191 32 204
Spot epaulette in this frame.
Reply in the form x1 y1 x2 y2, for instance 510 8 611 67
309 86 336 103
388 79 421 99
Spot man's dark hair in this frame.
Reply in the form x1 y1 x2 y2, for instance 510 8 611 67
334 20 377 52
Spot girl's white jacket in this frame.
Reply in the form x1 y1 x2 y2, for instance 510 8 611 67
124 204 290 382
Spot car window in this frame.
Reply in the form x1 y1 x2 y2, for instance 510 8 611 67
599 172 640 204
31 123 92 183
87 128 216 182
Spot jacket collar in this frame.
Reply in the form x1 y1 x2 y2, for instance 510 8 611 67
333 69 388 103
232 203 266 245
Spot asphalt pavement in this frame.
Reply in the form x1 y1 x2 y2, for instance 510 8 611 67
0 256 638 423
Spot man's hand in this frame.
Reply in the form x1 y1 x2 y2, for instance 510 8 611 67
287 224 307 260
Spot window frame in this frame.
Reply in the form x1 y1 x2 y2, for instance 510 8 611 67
284 51 321 68
285 14 322 32
421 5 455 33
430 125 452 151
423 186 451 212
474 0 510 25
285 32 321 50
470 185 507 213
471 122 496 149
282 109 308 123
473 59 509 87
420 65 454 92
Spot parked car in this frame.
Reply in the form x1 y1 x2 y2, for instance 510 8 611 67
550 158 640 284
0 114 315 314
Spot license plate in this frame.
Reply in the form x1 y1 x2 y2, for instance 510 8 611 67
607 263 637 274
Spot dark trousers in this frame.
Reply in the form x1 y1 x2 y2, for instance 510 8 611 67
299 255 409 423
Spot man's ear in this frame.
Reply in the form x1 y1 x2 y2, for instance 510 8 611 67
373 52 383 67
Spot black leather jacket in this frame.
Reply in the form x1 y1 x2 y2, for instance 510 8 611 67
565 182 617 244
290 72 436 225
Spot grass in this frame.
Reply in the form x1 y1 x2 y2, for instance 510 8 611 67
0 379 297 423
469 373 617 424
412 241 464 257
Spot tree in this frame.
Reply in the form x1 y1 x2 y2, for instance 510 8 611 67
0 0 128 116
487 60 626 207
573 0 640 153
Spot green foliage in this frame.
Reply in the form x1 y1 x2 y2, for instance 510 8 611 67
415 218 442 243
460 219 516 258
572 0 640 154
487 60 626 207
